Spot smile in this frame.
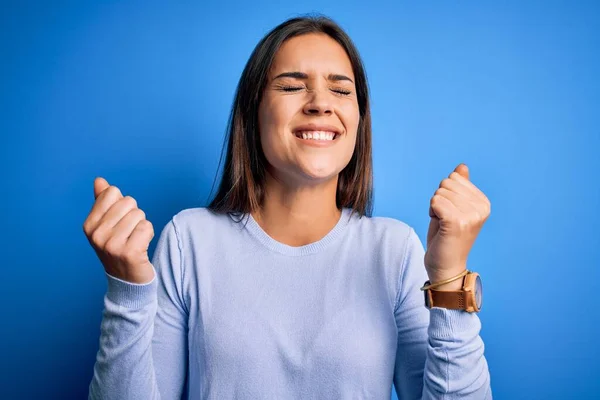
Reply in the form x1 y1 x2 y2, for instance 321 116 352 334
294 130 340 141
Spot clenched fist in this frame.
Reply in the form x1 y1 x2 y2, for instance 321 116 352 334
424 163 491 290
83 177 156 284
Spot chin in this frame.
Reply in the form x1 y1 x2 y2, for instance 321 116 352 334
297 165 341 183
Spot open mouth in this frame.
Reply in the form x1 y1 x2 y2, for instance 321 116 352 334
293 131 341 141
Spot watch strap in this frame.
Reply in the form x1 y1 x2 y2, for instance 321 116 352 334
427 289 467 309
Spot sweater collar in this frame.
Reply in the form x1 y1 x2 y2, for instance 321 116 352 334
242 207 354 256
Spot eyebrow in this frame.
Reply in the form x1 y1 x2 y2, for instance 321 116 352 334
273 71 354 83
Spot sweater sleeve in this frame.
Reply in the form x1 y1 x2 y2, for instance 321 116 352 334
88 219 189 400
393 227 492 399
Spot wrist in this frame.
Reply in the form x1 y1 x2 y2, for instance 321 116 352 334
426 266 467 291
428 278 464 291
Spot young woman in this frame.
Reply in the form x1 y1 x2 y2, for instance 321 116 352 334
85 15 492 399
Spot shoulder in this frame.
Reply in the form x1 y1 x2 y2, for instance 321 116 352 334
350 212 415 244
346 212 424 310
172 206 227 225
166 206 244 245
344 211 421 267
170 206 240 229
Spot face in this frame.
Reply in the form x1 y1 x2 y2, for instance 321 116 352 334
258 33 360 186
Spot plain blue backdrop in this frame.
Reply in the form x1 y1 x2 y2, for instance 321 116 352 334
1 1 598 399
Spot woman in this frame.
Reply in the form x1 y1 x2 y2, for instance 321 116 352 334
85 15 492 399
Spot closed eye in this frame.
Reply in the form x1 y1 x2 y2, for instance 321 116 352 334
332 88 351 96
278 85 352 96
280 86 303 92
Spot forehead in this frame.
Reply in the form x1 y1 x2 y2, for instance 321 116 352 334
269 33 354 79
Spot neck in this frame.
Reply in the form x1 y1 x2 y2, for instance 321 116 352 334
251 171 342 247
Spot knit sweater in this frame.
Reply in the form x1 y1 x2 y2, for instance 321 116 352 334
88 207 492 399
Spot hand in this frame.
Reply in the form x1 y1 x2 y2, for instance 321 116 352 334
83 177 156 284
425 164 491 290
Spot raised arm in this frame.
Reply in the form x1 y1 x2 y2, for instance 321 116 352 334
85 178 188 399
393 228 492 399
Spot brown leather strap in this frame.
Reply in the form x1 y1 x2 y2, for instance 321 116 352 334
429 289 466 309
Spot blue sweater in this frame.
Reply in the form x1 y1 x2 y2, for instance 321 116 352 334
88 207 492 399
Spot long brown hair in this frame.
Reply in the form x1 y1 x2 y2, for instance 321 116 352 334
208 15 373 218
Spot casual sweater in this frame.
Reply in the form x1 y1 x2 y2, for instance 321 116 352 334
88 207 492 399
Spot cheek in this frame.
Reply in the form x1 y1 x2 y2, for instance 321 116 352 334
339 101 360 137
258 98 294 141
258 97 295 163
339 103 360 163
259 96 297 131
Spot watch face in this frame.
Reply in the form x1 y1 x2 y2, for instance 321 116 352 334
475 275 483 309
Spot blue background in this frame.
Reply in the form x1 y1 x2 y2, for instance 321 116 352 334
1 1 598 399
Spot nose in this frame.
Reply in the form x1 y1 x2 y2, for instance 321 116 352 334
303 89 333 116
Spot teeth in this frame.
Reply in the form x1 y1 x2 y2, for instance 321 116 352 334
297 131 336 141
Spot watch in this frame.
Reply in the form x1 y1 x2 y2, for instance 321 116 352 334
424 271 483 313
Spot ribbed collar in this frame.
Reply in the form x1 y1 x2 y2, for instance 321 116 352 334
242 207 354 256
